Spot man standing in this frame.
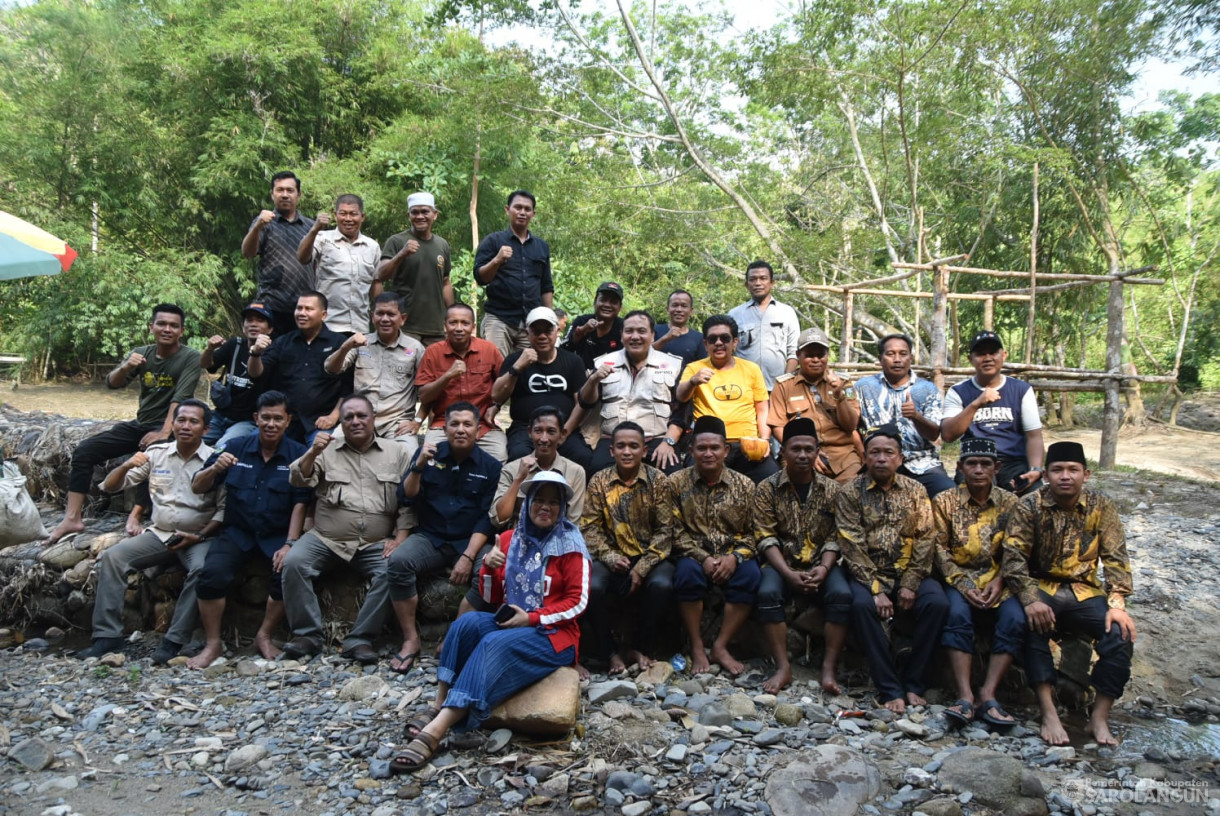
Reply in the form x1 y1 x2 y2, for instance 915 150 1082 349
76 400 222 664
769 327 864 484
653 289 705 370
387 402 502 674
492 406 587 529
281 395 414 663
247 292 352 443
491 306 593 468
324 292 425 457
416 303 507 462
377 192 453 346
187 391 311 669
661 416 759 676
836 424 949 713
753 418 851 694
474 190 554 357
728 261 799 390
934 438 1025 728
942 331 1045 495
1002 441 1135 747
561 281 625 370
201 302 273 447
46 304 202 545
854 333 954 497
297 194 381 335
241 171 315 337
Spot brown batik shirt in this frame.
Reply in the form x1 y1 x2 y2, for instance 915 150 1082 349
835 473 935 595
580 464 670 579
933 483 1018 598
753 469 840 570
660 466 755 563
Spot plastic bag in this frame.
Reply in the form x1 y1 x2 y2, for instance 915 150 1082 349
0 460 47 548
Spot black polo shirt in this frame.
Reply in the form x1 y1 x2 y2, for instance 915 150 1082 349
207 337 263 422
474 228 553 324
256 327 353 434
561 314 624 370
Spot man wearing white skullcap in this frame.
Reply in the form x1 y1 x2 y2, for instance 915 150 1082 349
377 191 454 347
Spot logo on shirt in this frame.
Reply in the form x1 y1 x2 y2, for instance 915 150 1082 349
975 406 1014 424
528 373 569 393
713 383 743 401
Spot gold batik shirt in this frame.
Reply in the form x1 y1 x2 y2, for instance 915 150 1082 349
1001 486 1132 607
580 464 670 578
933 484 1018 597
753 470 840 570
835 473 934 595
660 466 755 563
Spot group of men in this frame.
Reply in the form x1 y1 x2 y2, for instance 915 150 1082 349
41 172 1135 748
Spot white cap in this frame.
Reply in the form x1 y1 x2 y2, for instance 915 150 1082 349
522 469 575 503
407 192 436 209
525 306 558 328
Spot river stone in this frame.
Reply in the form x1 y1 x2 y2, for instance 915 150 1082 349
698 703 732 727
485 667 580 736
39 540 88 569
8 737 54 771
764 745 881 816
774 703 803 726
916 798 963 816
637 662 673 686
727 693 756 718
339 675 388 701
224 744 269 772
588 680 637 705
938 747 1048 815
89 532 126 557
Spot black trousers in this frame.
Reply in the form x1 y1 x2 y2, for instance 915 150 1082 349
584 558 675 662
848 577 949 701
1024 588 1132 699
69 420 163 494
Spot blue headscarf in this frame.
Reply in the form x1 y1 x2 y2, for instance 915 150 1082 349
503 478 590 612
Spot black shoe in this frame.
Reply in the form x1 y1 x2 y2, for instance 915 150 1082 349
151 639 183 665
75 637 126 660
341 643 379 665
282 637 322 658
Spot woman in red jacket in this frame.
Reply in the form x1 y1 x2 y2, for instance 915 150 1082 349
392 470 590 773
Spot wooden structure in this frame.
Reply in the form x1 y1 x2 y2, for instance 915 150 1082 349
803 254 1171 469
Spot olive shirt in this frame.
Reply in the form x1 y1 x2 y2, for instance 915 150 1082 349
753 469 840 570
380 232 452 338
932 484 1018 596
119 344 203 427
835 473 935 596
122 441 224 542
288 437 414 560
768 371 862 482
334 331 426 436
660 466 755 563
1001 486 1132 608
580 464 670 579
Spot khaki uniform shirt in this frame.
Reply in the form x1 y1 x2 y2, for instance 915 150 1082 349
124 442 225 542
769 371 862 483
592 348 682 438
753 469 840 570
581 464 670 578
660 466 755 563
491 455 586 528
337 331 426 436
1001 486 1132 607
290 437 413 559
313 229 381 333
835 473 935 595
933 484 1018 598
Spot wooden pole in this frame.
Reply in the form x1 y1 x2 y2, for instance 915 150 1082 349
983 296 995 330
1100 274 1125 468
842 292 855 363
930 264 949 389
890 262 1162 284
1026 161 1038 363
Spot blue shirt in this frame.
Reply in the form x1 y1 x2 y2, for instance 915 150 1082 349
474 228 554 324
655 324 706 370
205 433 313 557
402 442 501 545
945 375 1040 461
854 372 945 474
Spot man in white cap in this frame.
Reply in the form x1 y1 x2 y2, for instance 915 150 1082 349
377 192 453 347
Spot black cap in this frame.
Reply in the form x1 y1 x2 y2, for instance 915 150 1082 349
596 281 624 300
783 417 819 443
969 330 1004 353
863 423 903 448
959 437 999 459
1045 441 1087 467
691 415 727 440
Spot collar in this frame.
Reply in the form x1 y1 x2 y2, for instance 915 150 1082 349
274 212 305 225
373 331 409 350
957 483 995 508
878 370 918 390
169 442 209 463
337 436 384 454
776 467 820 492
327 228 372 246
611 464 654 487
970 373 1007 390
694 466 731 487
864 473 901 492
1038 485 1090 512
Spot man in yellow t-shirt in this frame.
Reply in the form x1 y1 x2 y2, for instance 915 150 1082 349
676 314 777 483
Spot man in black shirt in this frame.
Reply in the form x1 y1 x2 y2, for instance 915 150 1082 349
473 190 554 358
247 292 352 443
202 302 273 447
561 281 625 370
491 306 592 469
241 171 316 337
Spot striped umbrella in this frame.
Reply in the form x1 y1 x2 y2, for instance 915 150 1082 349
0 210 78 280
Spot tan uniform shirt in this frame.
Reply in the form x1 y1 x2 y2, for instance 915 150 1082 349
769 371 862 482
491 455 586 528
592 348 682 438
661 466 755 563
753 469 840 570
124 441 225 542
835 473 935 595
313 229 381 334
290 438 413 559
337 331 426 436
580 464 669 578
932 484 1018 598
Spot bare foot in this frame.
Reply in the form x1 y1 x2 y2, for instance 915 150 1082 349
689 651 712 675
625 649 653 670
608 654 627 676
820 667 842 695
1041 713 1070 745
709 644 744 677
187 641 223 670
576 662 592 680
906 691 927 707
883 697 907 714
254 632 281 660
45 518 85 546
763 665 792 694
1088 714 1118 746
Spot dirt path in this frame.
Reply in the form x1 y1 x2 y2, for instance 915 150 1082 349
1045 425 1220 483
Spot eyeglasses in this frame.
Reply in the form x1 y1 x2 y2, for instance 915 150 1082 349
706 334 733 345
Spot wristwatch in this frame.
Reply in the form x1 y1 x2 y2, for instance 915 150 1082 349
663 436 678 446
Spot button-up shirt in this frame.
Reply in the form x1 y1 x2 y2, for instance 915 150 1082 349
753 469 840 570
252 212 316 313
592 348 682 438
835 473 935 595
581 464 669 578
474 228 554 324
932 484 1018 596
205 434 312 557
493 455 586 528
769 371 863 482
854 372 945 475
335 331 425 436
728 297 800 389
660 466 755 563
1001 486 1132 607
416 338 503 438
123 441 224 542
257 327 353 431
311 229 381 333
403 442 501 544
289 437 413 559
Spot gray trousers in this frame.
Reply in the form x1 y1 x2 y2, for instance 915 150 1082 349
92 530 210 645
281 531 391 650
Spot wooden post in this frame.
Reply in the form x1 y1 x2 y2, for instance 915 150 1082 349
1026 162 1038 363
929 264 949 389
1100 275 1124 468
842 292 855 363
983 296 995 330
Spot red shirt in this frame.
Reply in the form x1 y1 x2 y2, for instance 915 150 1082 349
417 337 503 437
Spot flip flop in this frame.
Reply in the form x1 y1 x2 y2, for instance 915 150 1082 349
389 731 440 774
977 699 1016 727
390 651 419 674
945 698 975 726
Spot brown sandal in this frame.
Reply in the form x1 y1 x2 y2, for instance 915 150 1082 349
402 707 440 739
390 731 440 774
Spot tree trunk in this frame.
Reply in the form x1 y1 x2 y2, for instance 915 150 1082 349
1099 273 1123 469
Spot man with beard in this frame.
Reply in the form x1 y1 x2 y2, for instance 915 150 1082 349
242 171 315 337
202 302 274 447
377 192 453 347
297 194 381 335
561 281 625 370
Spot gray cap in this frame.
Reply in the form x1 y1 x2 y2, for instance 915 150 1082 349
525 306 559 328
797 327 831 350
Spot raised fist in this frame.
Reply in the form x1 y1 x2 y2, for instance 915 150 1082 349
310 432 333 454
315 211 332 228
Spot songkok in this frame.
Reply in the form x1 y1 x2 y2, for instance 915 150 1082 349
783 417 819 443
691 415 727 440
959 437 999 459
863 423 903 448
1045 441 1087 467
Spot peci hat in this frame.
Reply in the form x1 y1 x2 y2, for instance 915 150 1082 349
522 469 575 503
797 327 831 350
969 330 1004 353
525 306 559 328
242 302 274 323
691 415 728 440
783 417 820 443
596 281 624 301
1045 441 1087 467
863 423 903 448
959 437 999 459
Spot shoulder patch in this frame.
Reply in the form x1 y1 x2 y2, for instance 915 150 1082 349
775 372 795 383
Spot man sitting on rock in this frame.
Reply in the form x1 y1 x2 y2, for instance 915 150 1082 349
580 421 674 676
660 415 758 676
187 391 312 669
281 394 414 663
1002 441 1135 746
836 424 948 713
77 399 222 664
492 405 586 531
933 437 1026 728
753 418 851 694
387 402 502 674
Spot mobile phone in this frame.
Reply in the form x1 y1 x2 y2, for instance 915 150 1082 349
494 604 515 624
164 534 184 548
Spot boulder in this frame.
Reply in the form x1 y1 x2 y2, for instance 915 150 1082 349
764 745 882 816
339 675 388 702
938 747 1049 816
39 540 88 569
485 666 581 737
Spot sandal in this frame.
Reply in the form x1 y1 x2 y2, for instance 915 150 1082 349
390 731 440 774
390 651 419 674
402 707 440 740
945 699 975 727
977 699 1016 727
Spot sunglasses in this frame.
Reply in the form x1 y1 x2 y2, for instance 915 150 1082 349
706 334 734 345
